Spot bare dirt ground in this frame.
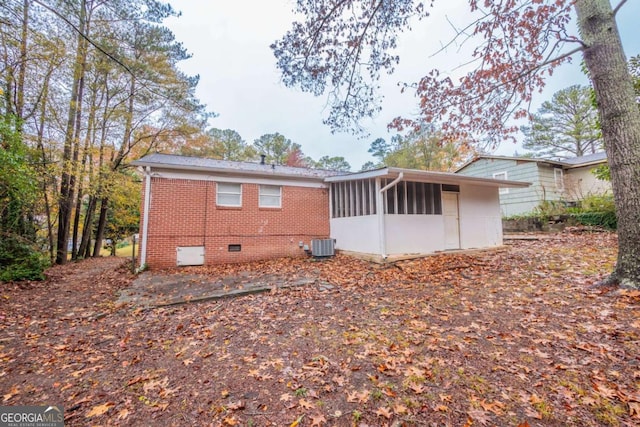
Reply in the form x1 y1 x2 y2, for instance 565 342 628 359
1 230 639 426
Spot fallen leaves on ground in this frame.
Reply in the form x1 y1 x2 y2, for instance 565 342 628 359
1 231 638 426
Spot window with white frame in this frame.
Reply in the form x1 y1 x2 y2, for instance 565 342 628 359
216 182 242 207
493 171 509 194
554 168 564 191
259 185 281 208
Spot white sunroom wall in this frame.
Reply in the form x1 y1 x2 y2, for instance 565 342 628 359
384 214 446 255
329 178 381 254
330 215 380 254
458 184 503 249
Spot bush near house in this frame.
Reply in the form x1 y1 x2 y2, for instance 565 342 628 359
504 193 617 231
571 211 617 230
569 193 617 230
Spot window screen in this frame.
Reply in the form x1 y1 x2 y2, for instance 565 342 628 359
383 180 442 215
330 179 377 218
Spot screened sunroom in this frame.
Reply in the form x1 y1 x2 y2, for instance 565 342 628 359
325 167 528 261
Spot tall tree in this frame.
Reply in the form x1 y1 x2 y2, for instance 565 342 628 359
312 155 352 171
367 137 391 163
364 127 471 171
386 126 472 171
55 0 92 264
180 128 256 160
253 132 302 165
521 85 603 159
273 0 640 289
1 0 210 265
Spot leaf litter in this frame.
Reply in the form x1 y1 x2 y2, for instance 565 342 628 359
0 230 638 426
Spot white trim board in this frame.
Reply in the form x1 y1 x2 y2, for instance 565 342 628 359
149 170 328 188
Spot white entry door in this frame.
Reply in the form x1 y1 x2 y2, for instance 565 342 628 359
443 192 460 250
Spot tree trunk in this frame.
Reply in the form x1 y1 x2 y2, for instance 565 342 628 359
15 0 29 125
35 71 55 262
55 0 89 264
71 77 98 260
79 195 96 258
71 164 86 260
88 85 111 258
93 196 108 257
68 56 88 260
576 0 640 288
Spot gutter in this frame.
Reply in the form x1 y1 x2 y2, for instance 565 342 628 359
139 166 151 269
131 160 339 183
377 172 404 260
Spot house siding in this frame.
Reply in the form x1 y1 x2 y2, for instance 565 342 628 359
564 166 612 200
458 158 571 216
457 155 612 216
143 177 329 269
457 158 541 216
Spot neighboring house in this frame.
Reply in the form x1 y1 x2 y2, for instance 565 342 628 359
132 154 528 268
455 152 610 217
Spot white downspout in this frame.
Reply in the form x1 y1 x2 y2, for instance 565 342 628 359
380 172 404 193
139 166 151 269
328 183 334 243
377 172 403 261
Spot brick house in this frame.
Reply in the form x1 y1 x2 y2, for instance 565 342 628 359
132 153 342 269
133 154 528 269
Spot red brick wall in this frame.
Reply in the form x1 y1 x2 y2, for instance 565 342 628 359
141 177 330 269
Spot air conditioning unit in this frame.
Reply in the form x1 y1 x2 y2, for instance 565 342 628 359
311 239 335 257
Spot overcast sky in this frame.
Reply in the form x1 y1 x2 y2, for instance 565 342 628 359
165 1 640 171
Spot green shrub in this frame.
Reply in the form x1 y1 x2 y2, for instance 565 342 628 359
116 241 130 249
570 193 617 230
570 211 617 230
580 193 616 212
0 234 49 282
533 200 568 219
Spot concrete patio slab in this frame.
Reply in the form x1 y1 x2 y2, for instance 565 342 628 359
118 270 333 308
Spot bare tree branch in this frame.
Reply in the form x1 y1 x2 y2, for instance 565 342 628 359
613 0 628 15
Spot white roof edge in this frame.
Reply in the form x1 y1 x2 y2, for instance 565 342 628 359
324 167 389 182
454 155 546 173
132 160 330 181
455 153 607 172
564 160 607 169
325 166 529 188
